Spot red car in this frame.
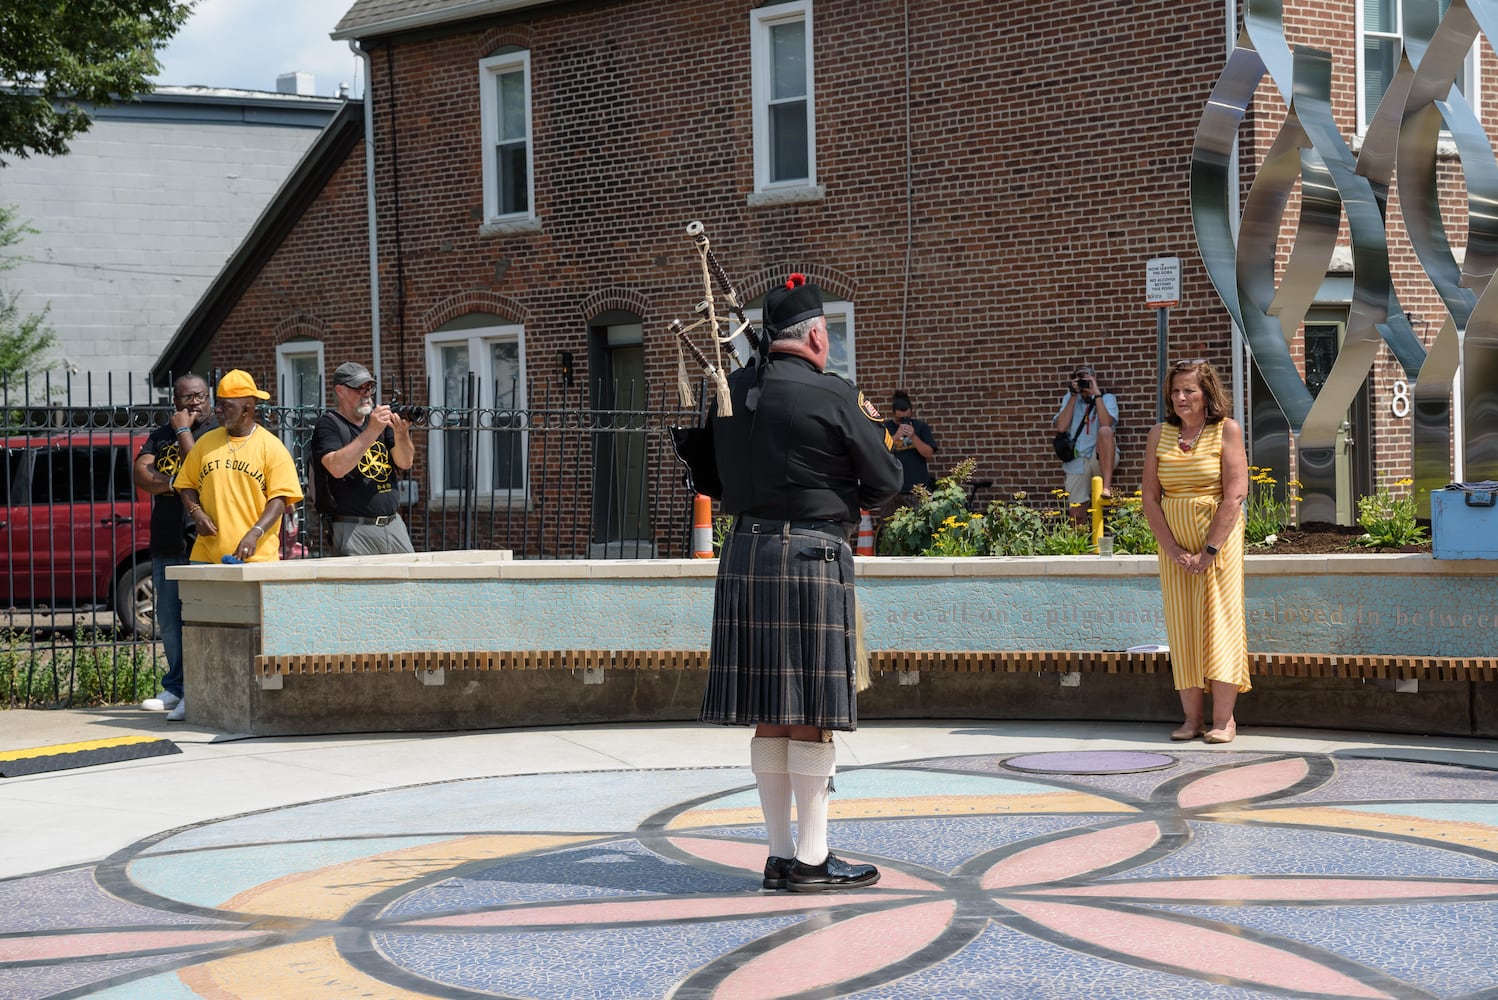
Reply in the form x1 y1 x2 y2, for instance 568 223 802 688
1 430 156 634
2 430 311 635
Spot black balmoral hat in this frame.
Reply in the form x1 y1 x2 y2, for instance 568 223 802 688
764 273 823 333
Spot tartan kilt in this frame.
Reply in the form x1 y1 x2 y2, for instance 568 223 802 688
700 526 859 731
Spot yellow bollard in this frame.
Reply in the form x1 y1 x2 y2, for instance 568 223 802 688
1090 475 1105 553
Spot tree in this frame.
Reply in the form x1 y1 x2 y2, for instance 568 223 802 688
0 203 56 380
0 1 195 164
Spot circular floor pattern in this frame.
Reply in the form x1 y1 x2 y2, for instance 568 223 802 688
4 750 1498 999
1001 750 1179 774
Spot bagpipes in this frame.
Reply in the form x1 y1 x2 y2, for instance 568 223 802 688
667 221 766 496
669 220 766 419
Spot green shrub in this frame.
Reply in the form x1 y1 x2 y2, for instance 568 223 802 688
0 629 160 709
1107 493 1159 555
1357 476 1428 548
982 497 1051 556
1245 466 1300 546
1035 513 1094 554
878 458 980 555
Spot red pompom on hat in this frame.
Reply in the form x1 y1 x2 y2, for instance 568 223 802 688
765 272 823 333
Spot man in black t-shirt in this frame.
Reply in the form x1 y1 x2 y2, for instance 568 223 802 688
311 361 415 556
133 374 216 714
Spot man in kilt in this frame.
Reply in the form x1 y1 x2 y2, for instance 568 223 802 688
701 273 903 892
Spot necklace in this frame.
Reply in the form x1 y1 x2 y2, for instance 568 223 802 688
225 424 256 454
1178 423 1205 452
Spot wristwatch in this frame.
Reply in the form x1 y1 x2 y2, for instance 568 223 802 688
1204 543 1220 556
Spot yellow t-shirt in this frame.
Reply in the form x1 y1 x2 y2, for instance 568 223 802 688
173 425 304 562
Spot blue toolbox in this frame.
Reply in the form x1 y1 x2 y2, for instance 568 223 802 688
1431 481 1498 559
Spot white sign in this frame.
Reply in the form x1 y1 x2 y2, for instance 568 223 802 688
1146 257 1181 308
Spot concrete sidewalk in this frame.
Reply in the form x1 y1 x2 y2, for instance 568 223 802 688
3 708 1495 879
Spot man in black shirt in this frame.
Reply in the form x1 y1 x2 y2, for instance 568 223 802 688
701 273 902 893
311 362 415 555
134 374 216 713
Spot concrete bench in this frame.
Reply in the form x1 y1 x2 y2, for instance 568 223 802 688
175 551 1498 737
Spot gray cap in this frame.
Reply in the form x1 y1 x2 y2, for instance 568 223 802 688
333 361 375 388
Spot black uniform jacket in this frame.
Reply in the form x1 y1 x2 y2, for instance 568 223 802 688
712 354 902 525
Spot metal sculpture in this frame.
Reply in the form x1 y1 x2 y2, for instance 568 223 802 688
1191 0 1498 517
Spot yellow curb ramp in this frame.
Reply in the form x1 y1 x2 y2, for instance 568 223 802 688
0 735 181 777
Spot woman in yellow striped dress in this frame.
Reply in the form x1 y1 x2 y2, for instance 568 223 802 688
1141 360 1250 743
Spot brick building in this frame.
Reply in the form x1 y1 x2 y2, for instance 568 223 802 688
156 0 1490 552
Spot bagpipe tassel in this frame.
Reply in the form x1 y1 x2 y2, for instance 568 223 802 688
676 340 695 407
712 367 733 419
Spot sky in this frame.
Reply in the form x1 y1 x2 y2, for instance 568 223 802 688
151 0 365 98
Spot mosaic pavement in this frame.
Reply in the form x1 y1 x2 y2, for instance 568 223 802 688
4 748 1498 999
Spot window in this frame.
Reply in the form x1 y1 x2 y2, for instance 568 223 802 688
274 341 325 461
30 445 130 503
426 325 527 499
1359 0 1477 133
479 51 534 223
740 299 855 380
275 342 325 411
751 1 815 192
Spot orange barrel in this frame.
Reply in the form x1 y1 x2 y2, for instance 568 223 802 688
693 494 714 557
856 510 876 556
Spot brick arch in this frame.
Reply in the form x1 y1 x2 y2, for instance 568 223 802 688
273 312 329 345
474 26 535 60
746 264 857 304
577 286 651 323
421 291 528 332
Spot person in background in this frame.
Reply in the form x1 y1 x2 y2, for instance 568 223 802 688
1141 359 1249 744
134 374 216 714
701 273 902 892
883 390 938 511
312 361 414 555
170 369 303 722
1053 364 1118 522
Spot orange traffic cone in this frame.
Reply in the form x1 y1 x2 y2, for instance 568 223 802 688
856 510 876 556
692 494 714 558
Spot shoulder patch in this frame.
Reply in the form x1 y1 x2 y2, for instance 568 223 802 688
858 392 883 422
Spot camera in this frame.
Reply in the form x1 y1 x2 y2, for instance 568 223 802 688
388 389 427 425
1071 371 1094 392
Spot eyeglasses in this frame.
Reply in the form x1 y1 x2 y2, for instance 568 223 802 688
173 391 208 403
1173 358 1207 369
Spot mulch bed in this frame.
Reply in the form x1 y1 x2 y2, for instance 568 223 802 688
1251 521 1432 555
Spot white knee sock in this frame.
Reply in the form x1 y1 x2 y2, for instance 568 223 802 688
787 739 837 866
749 737 795 858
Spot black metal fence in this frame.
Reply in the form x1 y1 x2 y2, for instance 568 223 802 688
1 372 705 707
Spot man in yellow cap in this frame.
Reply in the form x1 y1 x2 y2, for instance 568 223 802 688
170 370 304 721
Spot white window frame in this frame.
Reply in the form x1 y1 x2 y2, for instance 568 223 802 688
1356 0 1479 135
274 340 325 448
750 0 816 194
479 51 535 225
424 325 528 502
741 299 854 380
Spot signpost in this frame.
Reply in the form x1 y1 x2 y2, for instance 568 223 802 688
1146 257 1181 422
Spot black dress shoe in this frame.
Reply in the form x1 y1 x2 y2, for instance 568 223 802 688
786 854 881 892
762 856 794 890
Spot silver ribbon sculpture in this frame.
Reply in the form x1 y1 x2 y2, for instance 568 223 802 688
1192 0 1498 517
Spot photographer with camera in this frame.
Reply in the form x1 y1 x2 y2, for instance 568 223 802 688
311 361 415 555
1053 364 1118 523
882 391 938 513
